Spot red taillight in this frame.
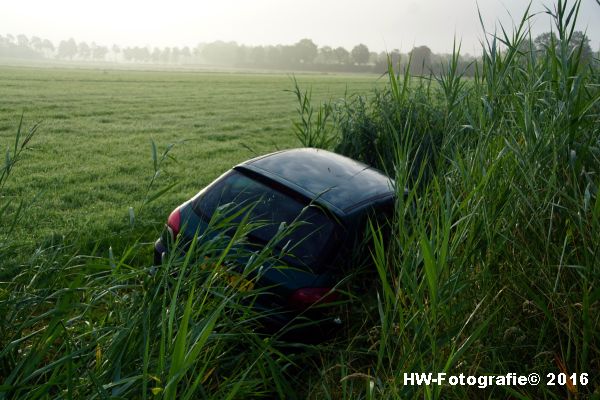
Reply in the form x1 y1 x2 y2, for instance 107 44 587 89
167 208 181 240
289 288 338 310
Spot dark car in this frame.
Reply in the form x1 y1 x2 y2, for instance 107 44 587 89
155 148 395 329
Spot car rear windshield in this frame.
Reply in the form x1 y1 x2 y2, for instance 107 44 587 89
191 170 336 267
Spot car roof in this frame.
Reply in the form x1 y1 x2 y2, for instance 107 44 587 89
236 148 395 215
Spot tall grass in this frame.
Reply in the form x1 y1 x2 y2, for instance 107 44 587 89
0 115 39 254
288 77 337 149
0 131 316 399
294 0 599 398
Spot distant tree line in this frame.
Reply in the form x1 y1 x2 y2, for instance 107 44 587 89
1 33 595 75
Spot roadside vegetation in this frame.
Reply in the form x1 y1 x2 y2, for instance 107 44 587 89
295 1 599 398
1 0 599 398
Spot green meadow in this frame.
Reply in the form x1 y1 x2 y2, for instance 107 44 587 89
0 66 381 252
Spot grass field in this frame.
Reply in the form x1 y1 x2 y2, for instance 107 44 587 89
1 2 599 398
0 66 381 253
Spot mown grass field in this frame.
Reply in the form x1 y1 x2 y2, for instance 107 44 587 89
0 66 381 253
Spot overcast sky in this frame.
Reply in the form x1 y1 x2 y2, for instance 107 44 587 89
2 0 599 54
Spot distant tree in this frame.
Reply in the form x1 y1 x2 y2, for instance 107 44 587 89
58 38 78 59
351 43 370 65
534 30 592 64
181 46 191 62
151 47 161 63
249 45 266 65
161 47 171 63
372 50 398 72
41 39 55 55
78 42 91 59
16 34 29 48
123 46 149 62
281 45 297 66
533 32 557 53
409 45 432 75
369 51 378 65
137 47 151 62
108 44 121 61
389 49 402 65
171 46 181 63
294 38 318 64
317 45 335 64
372 52 384 71
202 41 239 65
235 45 248 65
193 44 205 59
30 36 43 52
0 33 41 59
333 46 350 64
265 45 282 66
122 47 133 61
91 43 108 60
570 31 592 59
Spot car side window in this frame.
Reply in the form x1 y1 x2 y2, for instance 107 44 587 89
193 171 261 218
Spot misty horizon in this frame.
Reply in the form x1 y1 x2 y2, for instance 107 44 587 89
1 33 477 76
2 29 596 77
2 0 599 57
0 32 477 57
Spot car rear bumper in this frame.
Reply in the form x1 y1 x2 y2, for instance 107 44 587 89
152 237 342 342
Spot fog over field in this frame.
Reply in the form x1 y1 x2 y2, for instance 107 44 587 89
2 0 599 54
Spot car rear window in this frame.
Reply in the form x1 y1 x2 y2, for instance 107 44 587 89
191 170 336 267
